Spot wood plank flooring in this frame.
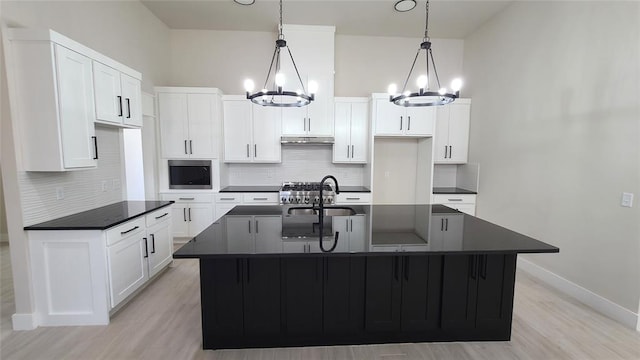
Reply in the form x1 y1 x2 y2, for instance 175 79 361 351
1 243 638 359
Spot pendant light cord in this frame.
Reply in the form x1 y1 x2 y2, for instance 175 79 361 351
278 0 284 40
424 0 429 41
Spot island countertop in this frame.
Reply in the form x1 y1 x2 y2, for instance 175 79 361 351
174 204 558 258
24 201 174 230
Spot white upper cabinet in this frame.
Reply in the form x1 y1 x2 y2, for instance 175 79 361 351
372 94 435 137
434 99 471 164
157 87 222 159
93 62 142 127
223 96 281 163
279 25 335 137
7 29 142 171
333 98 369 163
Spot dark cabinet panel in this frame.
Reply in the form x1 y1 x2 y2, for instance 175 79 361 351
476 254 516 331
282 257 323 335
441 255 478 330
200 259 244 349
365 256 402 332
401 256 442 332
243 258 281 336
324 257 365 334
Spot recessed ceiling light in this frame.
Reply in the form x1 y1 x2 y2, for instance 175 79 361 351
234 0 255 5
394 0 416 12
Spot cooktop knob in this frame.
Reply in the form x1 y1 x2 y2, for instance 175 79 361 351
304 197 310 204
288 197 294 203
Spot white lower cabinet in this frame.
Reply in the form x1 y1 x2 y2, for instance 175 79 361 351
335 192 372 205
146 218 173 278
225 215 282 253
161 193 215 238
429 213 464 250
432 194 476 216
106 226 148 308
332 215 366 252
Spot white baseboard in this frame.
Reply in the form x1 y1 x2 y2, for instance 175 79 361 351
12 313 36 330
517 258 639 330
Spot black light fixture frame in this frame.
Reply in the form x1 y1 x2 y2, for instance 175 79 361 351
245 0 314 107
390 0 459 107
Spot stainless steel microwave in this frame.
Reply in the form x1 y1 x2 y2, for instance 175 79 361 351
168 160 212 189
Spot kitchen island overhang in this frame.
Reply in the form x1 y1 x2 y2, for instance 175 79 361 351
174 204 558 350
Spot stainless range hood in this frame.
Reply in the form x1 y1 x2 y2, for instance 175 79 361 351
280 136 334 145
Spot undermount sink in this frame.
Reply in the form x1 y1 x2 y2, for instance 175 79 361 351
287 206 356 216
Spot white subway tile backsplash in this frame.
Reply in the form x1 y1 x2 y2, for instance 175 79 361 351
20 126 125 226
227 146 365 186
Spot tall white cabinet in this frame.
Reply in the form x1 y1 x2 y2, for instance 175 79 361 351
157 87 222 159
333 98 369 163
434 99 471 163
222 95 281 163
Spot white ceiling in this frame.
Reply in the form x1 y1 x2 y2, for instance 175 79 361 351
140 0 514 39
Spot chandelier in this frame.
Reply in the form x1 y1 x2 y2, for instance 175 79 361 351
243 0 317 107
388 0 462 107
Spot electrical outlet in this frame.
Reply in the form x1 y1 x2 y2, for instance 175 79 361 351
56 187 64 200
101 180 108 192
113 179 121 190
621 192 634 208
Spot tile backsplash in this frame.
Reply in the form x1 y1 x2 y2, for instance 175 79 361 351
227 146 366 186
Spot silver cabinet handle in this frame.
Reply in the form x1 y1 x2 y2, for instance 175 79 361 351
246 144 250 158
219 197 235 201
179 197 195 200
253 197 268 201
400 116 403 130
408 116 411 130
190 140 193 154
346 197 360 200
448 199 463 202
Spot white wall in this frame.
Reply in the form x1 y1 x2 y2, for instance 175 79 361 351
0 167 7 242
0 0 171 329
463 1 640 314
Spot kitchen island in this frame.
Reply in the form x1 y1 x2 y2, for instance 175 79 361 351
174 204 558 350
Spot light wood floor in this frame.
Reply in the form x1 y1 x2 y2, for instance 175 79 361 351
1 243 638 359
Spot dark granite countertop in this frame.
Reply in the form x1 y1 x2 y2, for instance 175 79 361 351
24 201 173 230
339 186 371 193
219 186 281 193
174 204 558 258
433 187 477 195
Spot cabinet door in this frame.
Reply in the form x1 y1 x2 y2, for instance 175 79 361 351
374 99 404 135
475 255 516 332
121 74 142 127
306 74 334 136
252 106 281 162
187 204 214 236
405 107 435 136
447 103 470 163
106 234 148 308
54 45 97 169
400 256 441 331
243 258 281 336
347 215 367 252
324 257 365 334
147 220 173 277
158 93 190 158
170 204 189 238
93 61 122 125
254 216 282 253
225 216 254 253
200 259 244 349
281 106 307 136
441 255 478 330
333 102 351 163
349 102 368 162
188 93 218 158
434 106 450 162
223 99 253 162
365 256 402 332
283 257 323 335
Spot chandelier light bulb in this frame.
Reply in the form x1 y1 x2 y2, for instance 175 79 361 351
244 79 255 92
308 80 319 94
261 89 268 100
451 78 463 92
275 72 286 87
438 87 447 95
416 75 428 89
387 83 398 96
403 90 411 97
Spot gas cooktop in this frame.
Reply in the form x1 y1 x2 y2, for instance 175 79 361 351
279 182 335 205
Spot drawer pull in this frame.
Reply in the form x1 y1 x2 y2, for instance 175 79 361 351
179 197 195 201
219 197 236 201
253 197 268 201
120 226 139 235
155 213 169 220
346 197 360 200
448 199 463 202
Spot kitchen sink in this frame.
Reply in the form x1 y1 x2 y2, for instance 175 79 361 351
287 206 356 216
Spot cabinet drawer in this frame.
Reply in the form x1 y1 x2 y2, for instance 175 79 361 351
145 206 172 228
336 193 372 204
432 194 476 204
106 217 146 246
215 194 242 203
242 193 279 204
161 193 214 203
